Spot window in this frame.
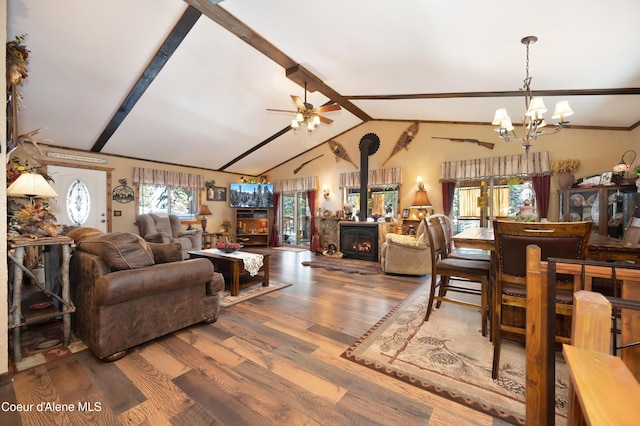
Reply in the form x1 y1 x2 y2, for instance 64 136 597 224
452 178 535 230
138 184 197 219
66 178 91 226
345 185 399 220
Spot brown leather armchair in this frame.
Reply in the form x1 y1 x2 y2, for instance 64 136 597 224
68 228 224 361
135 213 202 259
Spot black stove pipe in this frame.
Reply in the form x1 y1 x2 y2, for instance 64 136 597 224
358 133 380 221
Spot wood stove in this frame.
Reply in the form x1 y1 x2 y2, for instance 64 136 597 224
340 222 378 261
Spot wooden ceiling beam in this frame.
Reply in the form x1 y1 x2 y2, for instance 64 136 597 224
185 0 372 123
347 87 640 100
90 5 201 152
286 64 371 122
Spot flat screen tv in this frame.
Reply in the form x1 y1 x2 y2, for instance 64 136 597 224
229 183 274 208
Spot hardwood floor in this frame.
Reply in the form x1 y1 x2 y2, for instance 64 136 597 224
0 249 501 425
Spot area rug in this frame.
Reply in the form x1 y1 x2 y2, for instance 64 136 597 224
12 319 87 372
273 246 308 253
220 280 292 307
301 256 382 275
342 285 569 425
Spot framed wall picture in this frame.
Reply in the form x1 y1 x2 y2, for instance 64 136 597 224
207 186 227 201
600 171 613 185
402 208 410 219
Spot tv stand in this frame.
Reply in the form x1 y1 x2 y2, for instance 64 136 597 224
235 209 270 246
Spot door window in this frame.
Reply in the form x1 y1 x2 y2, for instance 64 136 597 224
66 179 91 226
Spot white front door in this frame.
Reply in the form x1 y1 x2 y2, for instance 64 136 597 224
46 165 108 232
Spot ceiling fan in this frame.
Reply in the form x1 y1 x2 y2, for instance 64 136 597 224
267 83 341 131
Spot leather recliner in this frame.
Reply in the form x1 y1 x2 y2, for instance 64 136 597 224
135 213 202 259
67 228 224 361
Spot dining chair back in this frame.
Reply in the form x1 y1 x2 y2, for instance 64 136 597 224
592 216 640 296
491 219 593 379
424 216 491 336
623 217 640 244
433 214 491 262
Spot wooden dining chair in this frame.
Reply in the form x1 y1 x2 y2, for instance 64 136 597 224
592 216 640 297
434 214 491 263
424 216 491 336
491 220 592 379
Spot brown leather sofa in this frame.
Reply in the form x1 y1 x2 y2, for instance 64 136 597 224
67 228 224 361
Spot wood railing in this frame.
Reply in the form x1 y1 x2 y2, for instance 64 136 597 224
524 245 640 425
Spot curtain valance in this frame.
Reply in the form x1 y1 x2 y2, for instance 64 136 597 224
273 176 317 193
132 167 205 189
339 167 402 189
439 151 552 182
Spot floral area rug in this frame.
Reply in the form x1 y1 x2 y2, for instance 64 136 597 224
301 256 382 275
220 280 292 307
342 284 569 425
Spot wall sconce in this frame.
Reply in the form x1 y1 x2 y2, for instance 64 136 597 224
322 184 330 200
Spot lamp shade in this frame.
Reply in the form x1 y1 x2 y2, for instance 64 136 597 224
525 97 547 118
551 100 574 121
197 204 212 216
492 108 510 126
412 190 432 208
7 173 58 198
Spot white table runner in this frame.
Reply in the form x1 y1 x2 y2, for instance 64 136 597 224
201 249 264 276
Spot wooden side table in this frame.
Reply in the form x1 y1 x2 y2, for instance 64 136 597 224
7 236 75 362
203 232 234 248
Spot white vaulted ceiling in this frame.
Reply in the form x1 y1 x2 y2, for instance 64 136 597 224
7 0 640 175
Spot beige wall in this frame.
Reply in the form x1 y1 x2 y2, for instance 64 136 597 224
2 117 638 374
269 121 639 221
28 147 242 235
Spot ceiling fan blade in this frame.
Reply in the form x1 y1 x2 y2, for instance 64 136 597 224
291 95 305 111
316 104 341 113
266 108 297 113
318 115 333 125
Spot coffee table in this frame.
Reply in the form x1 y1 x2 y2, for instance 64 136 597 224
188 249 269 296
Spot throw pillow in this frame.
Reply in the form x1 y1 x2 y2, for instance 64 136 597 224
65 227 105 244
78 232 155 271
148 242 183 264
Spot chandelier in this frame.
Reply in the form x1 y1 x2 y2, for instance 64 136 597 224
492 36 574 152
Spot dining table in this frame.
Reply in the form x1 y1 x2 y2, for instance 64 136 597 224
453 225 640 381
452 226 640 263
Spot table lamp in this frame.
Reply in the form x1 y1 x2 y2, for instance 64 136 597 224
7 172 58 202
197 204 212 231
411 176 433 219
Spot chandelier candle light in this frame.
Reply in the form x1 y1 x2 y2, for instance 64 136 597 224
492 36 574 153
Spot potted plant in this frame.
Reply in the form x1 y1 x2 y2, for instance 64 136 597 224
551 159 581 189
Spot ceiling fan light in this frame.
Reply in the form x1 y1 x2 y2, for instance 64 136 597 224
296 112 304 122
312 115 320 126
307 121 315 131
551 100 574 121
492 108 510 125
291 119 299 129
525 97 547 118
